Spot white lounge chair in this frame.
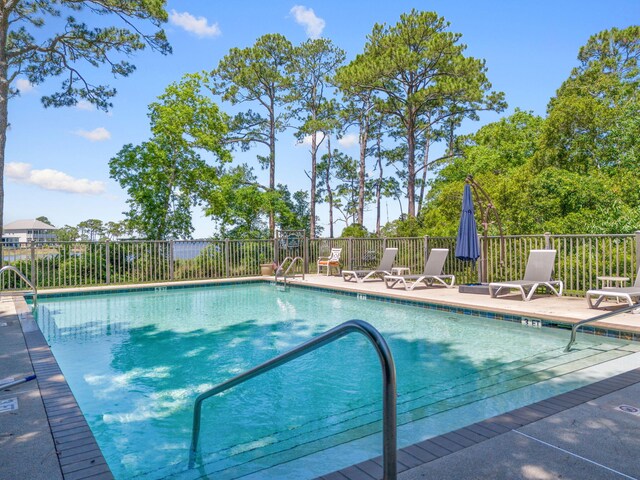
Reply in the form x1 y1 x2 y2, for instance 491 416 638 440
383 248 455 291
317 248 342 276
489 250 563 301
586 270 640 308
342 248 398 283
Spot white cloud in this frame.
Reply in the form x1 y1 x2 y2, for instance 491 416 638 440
296 132 326 147
73 127 111 142
290 5 325 39
15 78 34 94
75 100 95 111
338 133 358 148
170 10 221 38
6 162 106 195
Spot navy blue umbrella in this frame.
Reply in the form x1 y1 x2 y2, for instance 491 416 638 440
455 183 480 262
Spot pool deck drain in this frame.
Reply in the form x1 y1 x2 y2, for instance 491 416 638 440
2 277 640 480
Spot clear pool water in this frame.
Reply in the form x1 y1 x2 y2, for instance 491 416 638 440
35 284 636 479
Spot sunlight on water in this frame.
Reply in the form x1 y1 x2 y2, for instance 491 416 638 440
35 284 634 480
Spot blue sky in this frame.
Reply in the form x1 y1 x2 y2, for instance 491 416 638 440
6 0 639 237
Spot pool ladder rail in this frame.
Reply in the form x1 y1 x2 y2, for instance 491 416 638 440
189 319 398 480
0 265 37 307
274 256 305 284
564 301 640 351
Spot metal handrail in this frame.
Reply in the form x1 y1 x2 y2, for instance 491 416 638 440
283 256 304 280
275 256 305 282
189 319 397 479
275 256 293 279
565 302 640 351
0 265 37 306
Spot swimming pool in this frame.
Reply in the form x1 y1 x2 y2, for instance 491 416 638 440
34 283 638 479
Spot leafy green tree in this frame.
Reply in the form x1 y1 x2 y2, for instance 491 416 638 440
332 151 360 227
317 139 337 237
36 216 53 226
289 38 345 238
340 223 370 238
380 216 422 237
110 75 230 239
340 88 377 226
336 9 506 218
538 26 640 173
77 219 104 241
1 1 171 238
104 221 130 240
55 225 78 242
205 165 269 239
274 185 321 237
209 33 294 236
421 110 545 235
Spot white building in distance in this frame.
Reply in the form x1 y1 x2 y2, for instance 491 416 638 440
2 219 57 245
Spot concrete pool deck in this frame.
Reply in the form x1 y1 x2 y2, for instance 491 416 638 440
2 275 640 480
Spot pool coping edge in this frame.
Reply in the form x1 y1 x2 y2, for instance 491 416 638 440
26 277 640 342
13 295 115 480
316 367 640 480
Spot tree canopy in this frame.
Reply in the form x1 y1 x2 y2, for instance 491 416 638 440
110 75 230 239
419 26 640 237
1 0 171 239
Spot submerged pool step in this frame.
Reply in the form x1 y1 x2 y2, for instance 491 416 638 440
156 342 633 480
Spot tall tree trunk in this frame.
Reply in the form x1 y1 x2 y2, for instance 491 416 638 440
310 130 317 239
417 127 430 213
326 136 334 238
269 99 276 237
375 136 383 235
0 11 8 263
406 119 416 218
357 122 367 225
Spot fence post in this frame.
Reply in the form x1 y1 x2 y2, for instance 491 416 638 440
105 240 111 284
477 233 483 284
225 239 230 278
544 232 552 249
423 235 429 262
635 231 640 275
169 240 175 281
30 241 36 286
273 237 279 265
348 237 353 270
383 236 387 251
304 235 309 273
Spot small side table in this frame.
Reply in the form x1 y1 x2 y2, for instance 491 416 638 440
391 267 411 275
597 276 629 289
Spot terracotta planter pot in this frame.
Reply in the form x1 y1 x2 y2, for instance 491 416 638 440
260 263 274 276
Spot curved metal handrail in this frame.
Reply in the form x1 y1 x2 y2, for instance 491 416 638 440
283 256 304 280
565 302 640 351
0 265 37 306
275 256 305 282
274 256 293 279
189 319 397 479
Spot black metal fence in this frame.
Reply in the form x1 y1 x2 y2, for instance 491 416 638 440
2 232 639 295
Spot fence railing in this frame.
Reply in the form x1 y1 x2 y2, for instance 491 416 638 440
2 232 639 294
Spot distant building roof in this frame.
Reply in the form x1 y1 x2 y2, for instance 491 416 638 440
3 219 56 231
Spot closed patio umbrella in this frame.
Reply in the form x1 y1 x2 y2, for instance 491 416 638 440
455 183 480 262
